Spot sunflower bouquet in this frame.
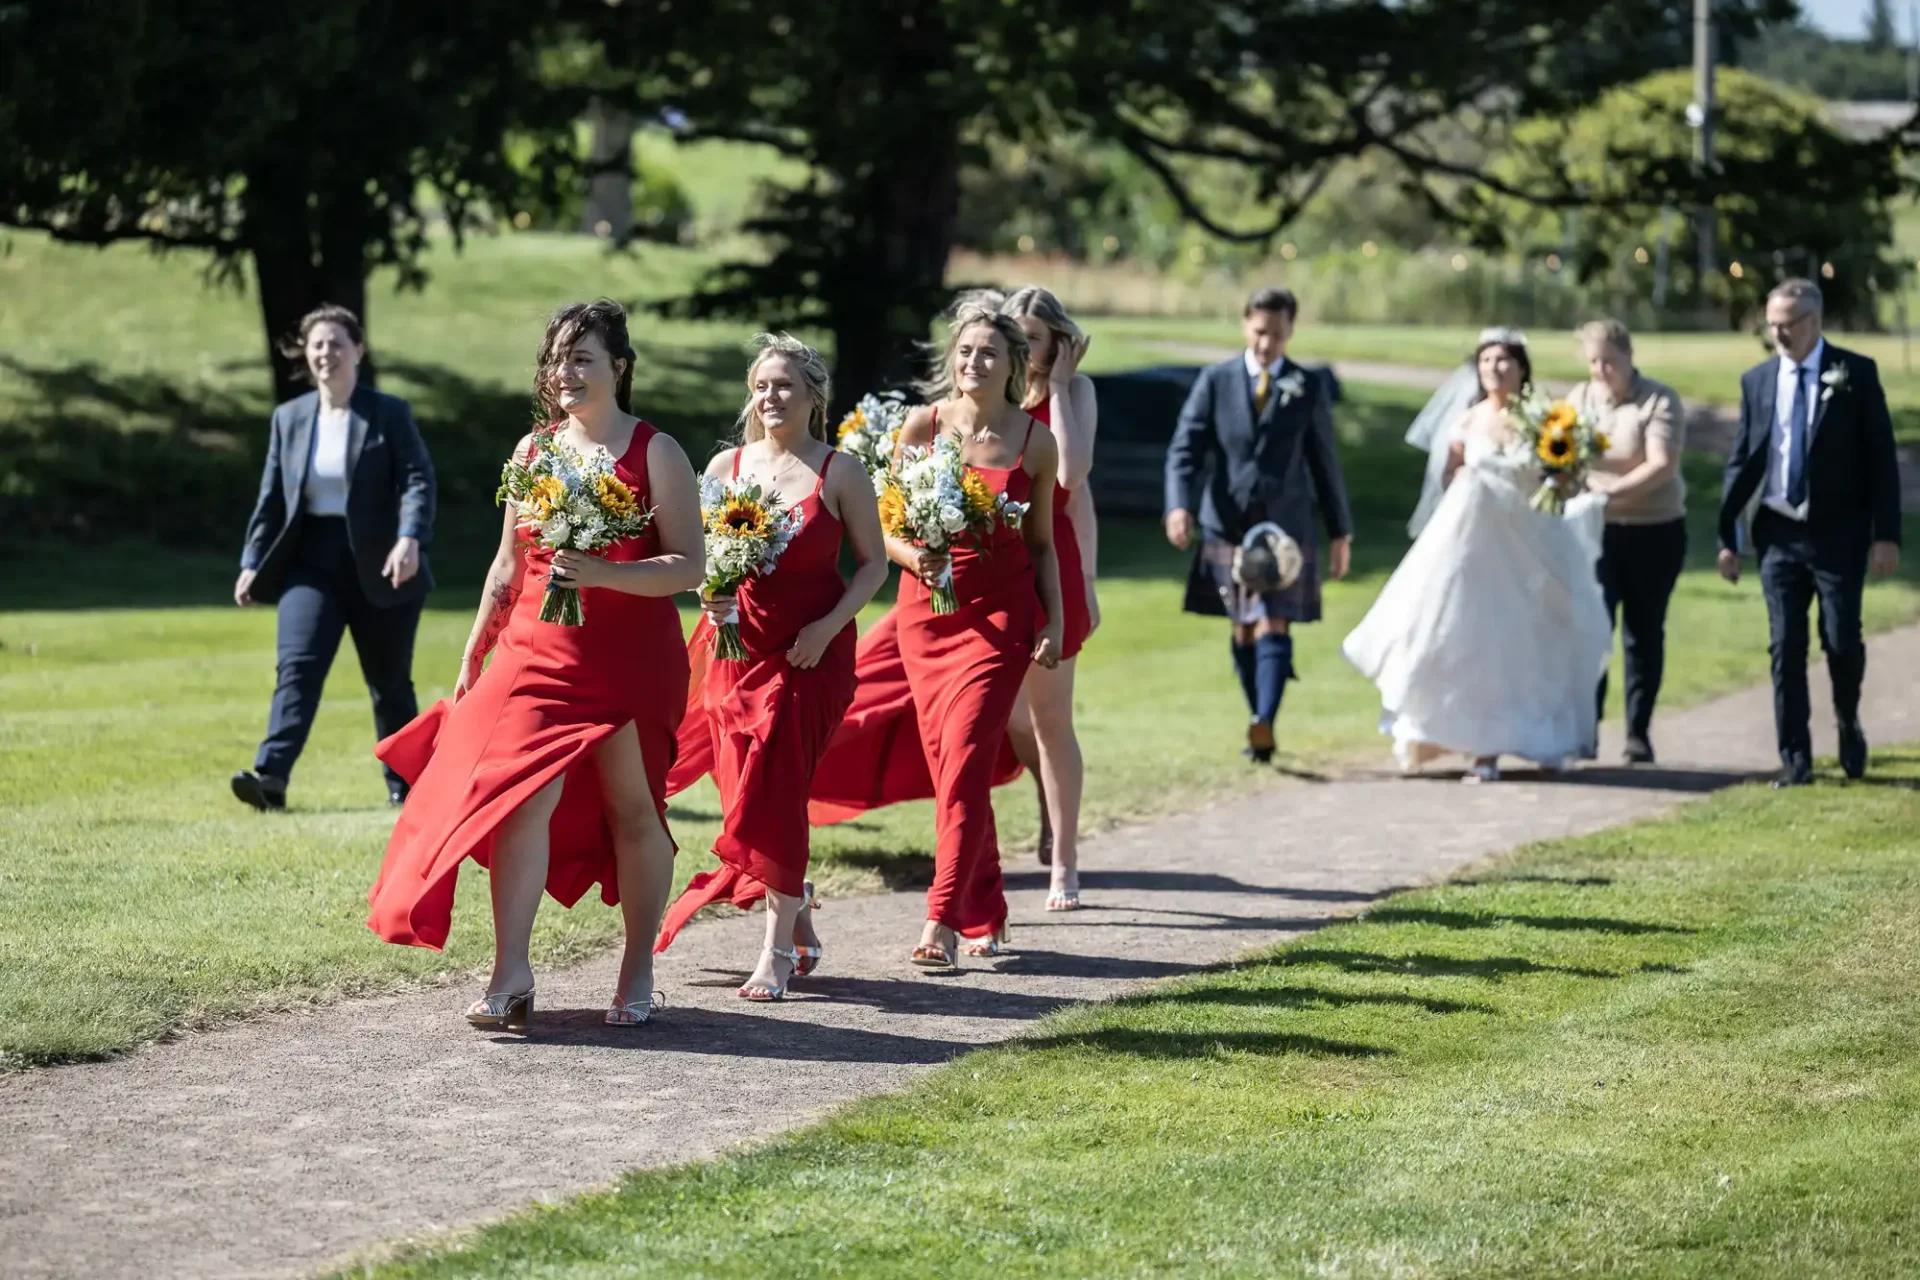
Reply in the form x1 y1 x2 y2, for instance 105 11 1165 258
699 476 806 660
497 425 654 625
835 392 910 486
1508 395 1611 516
878 434 1029 614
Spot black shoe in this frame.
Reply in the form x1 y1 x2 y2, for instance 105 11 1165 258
1623 735 1655 765
1838 719 1868 781
388 781 411 808
231 770 287 811
1772 757 1814 789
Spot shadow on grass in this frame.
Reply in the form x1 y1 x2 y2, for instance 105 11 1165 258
1172 983 1493 1016
825 847 936 892
1356 907 1696 936
1266 948 1624 981
1023 1026 1392 1060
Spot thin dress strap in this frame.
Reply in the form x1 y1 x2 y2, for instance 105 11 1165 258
731 448 742 480
1016 418 1036 467
813 450 833 496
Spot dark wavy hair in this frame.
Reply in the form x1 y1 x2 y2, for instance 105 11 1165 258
277 304 365 384
1472 337 1533 402
533 299 636 422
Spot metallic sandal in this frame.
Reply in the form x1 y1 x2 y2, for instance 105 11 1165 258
963 925 1012 957
466 987 535 1035
605 990 665 1027
738 948 799 1002
792 881 824 978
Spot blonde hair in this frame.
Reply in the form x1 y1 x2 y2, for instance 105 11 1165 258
1000 285 1084 408
922 298 1030 407
1577 317 1633 359
737 332 832 443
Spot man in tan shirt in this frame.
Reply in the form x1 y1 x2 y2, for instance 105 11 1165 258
1567 319 1687 764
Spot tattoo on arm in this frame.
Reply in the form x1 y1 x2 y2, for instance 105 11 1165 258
470 578 521 663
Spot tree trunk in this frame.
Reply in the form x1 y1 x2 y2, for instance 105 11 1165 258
245 168 373 404
582 99 635 244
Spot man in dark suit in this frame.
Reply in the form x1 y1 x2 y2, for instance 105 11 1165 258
1718 277 1902 787
1164 286 1353 764
233 311 436 809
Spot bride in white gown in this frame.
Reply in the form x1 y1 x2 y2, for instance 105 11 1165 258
1342 329 1612 782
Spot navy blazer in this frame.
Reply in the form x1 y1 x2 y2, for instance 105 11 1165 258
1718 343 1902 554
1163 356 1353 545
240 384 437 607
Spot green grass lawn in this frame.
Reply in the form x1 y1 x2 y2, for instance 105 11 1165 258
362 754 1920 1279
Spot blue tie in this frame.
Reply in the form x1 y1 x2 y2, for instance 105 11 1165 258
1786 365 1809 508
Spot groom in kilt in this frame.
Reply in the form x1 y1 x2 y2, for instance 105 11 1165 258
1164 287 1353 764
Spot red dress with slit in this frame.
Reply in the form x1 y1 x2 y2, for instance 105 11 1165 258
654 452 858 950
904 414 1040 937
366 423 688 950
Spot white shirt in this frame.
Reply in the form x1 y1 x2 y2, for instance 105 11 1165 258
1764 338 1822 521
304 405 352 517
1243 350 1285 383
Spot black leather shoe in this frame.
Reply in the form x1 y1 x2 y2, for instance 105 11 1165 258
1772 758 1814 789
388 781 411 808
1838 719 1868 781
1623 735 1655 765
232 770 287 811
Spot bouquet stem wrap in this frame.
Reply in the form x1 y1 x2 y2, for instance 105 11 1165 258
710 597 748 661
929 563 957 615
539 579 585 626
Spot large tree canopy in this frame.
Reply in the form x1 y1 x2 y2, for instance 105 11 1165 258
0 1 576 400
584 0 1795 404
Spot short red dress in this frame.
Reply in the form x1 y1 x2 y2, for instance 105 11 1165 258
1030 397 1091 661
367 422 689 950
903 414 1041 937
655 452 858 950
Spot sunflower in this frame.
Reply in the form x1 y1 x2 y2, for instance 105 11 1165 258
1593 430 1612 454
959 468 997 519
526 475 566 522
1537 428 1577 467
1543 401 1578 433
709 495 774 540
836 407 867 441
876 484 909 537
594 473 639 519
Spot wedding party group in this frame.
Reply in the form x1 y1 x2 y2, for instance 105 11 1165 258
224 274 1900 1035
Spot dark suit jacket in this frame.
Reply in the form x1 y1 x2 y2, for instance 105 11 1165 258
240 385 437 607
1719 343 1902 555
1163 356 1353 545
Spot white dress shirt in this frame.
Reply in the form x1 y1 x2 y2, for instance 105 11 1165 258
304 405 352 517
1763 338 1822 521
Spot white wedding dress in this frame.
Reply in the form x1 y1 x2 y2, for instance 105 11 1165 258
1342 432 1612 772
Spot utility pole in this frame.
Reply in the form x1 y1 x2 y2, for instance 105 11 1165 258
1690 0 1717 322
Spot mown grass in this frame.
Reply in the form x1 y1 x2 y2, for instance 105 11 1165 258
361 754 1920 1279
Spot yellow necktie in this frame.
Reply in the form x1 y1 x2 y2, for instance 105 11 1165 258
1254 368 1272 416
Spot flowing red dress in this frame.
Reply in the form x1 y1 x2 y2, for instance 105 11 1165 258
367 423 688 950
1029 397 1091 661
907 414 1041 937
654 452 858 950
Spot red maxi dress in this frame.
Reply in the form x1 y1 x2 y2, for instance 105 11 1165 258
907 414 1041 937
654 452 858 949
367 423 689 949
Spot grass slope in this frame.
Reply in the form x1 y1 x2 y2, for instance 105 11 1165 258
365 754 1920 1280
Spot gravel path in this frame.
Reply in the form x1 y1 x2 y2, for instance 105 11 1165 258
7 625 1920 1280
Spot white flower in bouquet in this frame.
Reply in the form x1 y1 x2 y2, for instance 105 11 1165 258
876 433 1025 615
835 392 910 484
1506 394 1611 516
496 426 655 625
699 475 806 661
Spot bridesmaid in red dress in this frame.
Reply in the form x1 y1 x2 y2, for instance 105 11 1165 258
653 335 886 1000
1000 286 1099 912
898 301 1065 968
366 301 704 1033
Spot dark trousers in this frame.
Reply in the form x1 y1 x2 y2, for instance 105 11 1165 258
1754 509 1868 768
255 517 422 788
1595 518 1688 743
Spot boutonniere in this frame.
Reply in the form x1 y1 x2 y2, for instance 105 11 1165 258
1820 363 1850 404
1275 370 1308 407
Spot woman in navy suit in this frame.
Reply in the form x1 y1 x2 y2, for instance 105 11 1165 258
232 304 436 810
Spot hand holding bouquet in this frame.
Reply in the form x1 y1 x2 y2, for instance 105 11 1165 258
497 426 654 625
877 434 1029 614
835 392 909 485
1508 395 1610 516
699 476 806 660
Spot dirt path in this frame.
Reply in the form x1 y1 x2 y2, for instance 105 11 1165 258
8 627 1920 1280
